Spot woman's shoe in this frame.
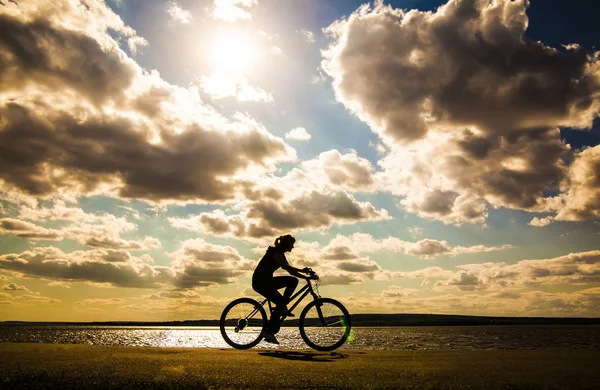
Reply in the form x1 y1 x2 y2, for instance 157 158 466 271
263 332 280 344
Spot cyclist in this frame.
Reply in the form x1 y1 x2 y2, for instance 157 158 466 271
252 234 313 344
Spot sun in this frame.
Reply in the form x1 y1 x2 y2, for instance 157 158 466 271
208 30 258 75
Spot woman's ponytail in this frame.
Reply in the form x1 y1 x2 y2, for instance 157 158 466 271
274 234 295 248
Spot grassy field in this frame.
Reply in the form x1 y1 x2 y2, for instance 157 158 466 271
1 343 599 389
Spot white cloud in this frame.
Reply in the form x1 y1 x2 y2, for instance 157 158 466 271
127 36 148 55
166 1 193 24
301 150 378 192
199 73 273 102
285 127 311 141
529 216 555 227
408 226 424 237
310 70 327 84
300 29 316 44
213 0 256 22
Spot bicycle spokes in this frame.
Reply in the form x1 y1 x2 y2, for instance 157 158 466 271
299 298 351 351
220 298 267 349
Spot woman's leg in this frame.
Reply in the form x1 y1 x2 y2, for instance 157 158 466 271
271 276 298 304
253 277 298 334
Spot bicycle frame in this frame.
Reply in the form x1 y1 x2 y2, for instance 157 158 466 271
266 278 320 323
243 278 321 325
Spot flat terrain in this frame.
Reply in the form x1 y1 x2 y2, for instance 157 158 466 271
1 343 599 389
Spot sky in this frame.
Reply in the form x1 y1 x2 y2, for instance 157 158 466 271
0 0 599 321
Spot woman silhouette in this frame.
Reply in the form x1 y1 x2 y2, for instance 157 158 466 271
252 234 312 344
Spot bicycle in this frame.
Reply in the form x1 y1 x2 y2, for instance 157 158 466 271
219 269 351 351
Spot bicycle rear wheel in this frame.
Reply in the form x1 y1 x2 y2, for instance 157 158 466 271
299 298 351 351
220 298 267 349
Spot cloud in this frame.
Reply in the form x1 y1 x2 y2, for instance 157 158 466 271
0 218 62 240
83 236 161 251
127 35 148 55
13 294 60 304
0 241 256 290
434 250 600 291
285 127 311 141
529 216 555 227
240 189 389 231
346 286 600 317
381 286 419 298
4 202 161 250
199 73 273 102
238 233 510 285
408 226 424 237
170 177 390 240
47 281 71 289
169 239 253 288
310 69 327 84
0 2 294 203
322 0 600 224
318 233 511 259
299 29 315 44
3 283 29 292
0 247 173 289
213 0 256 22
301 150 377 192
166 1 193 24
75 298 126 306
554 145 600 221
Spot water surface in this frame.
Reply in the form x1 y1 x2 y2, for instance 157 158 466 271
1 325 598 350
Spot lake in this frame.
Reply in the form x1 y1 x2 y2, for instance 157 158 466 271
1 325 598 350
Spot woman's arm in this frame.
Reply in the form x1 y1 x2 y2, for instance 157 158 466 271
274 253 310 278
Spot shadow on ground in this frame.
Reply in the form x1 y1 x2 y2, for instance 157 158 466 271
258 350 348 362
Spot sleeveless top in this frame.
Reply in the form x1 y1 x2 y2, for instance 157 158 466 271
253 246 287 281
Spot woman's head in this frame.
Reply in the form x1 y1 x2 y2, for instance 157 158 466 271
274 234 295 252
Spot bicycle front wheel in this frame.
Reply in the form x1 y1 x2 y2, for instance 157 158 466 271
220 298 267 349
299 298 351 351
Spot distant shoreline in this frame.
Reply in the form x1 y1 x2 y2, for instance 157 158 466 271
2 313 599 327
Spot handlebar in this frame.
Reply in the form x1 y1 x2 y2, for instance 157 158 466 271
305 268 319 280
